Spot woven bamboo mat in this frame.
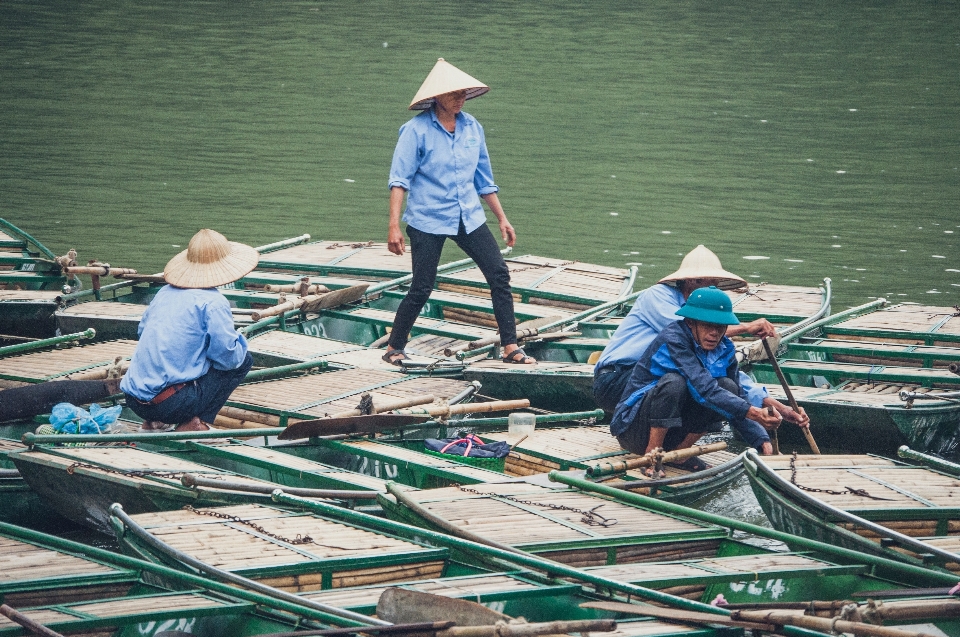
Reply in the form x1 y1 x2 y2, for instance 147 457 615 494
57 301 146 319
228 368 473 417
0 536 121 583
763 455 960 509
301 573 540 608
398 483 710 545
0 340 135 381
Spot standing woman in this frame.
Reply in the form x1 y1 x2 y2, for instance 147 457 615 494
383 58 534 365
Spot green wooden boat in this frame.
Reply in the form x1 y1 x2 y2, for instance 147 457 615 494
0 438 77 533
0 337 135 389
0 521 372 637
743 450 960 574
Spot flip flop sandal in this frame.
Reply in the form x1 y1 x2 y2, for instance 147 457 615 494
381 349 410 366
502 347 535 364
665 456 710 472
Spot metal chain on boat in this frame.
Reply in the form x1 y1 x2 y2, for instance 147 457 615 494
456 485 618 527
64 461 182 480
182 505 314 545
788 452 893 501
326 241 374 250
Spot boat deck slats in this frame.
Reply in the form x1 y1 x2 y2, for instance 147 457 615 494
403 483 716 546
0 290 60 301
727 284 825 320
584 552 855 585
790 338 960 363
229 368 473 416
190 441 389 491
0 537 124 584
609 621 700 637
258 241 412 273
345 308 494 339
0 340 136 380
56 301 146 319
332 439 506 482
300 573 542 608
128 504 443 582
387 289 576 321
0 593 242 631
766 383 956 407
766 458 960 509
824 304 960 342
762 359 960 385
248 331 444 370
405 334 473 358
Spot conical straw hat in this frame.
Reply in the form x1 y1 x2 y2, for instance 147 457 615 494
164 229 259 289
409 58 489 110
658 245 747 291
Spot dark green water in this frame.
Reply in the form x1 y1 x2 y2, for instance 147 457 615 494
1 0 958 309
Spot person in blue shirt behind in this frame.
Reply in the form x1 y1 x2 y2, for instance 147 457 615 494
595 245 797 455
610 287 809 476
120 229 257 432
383 58 534 366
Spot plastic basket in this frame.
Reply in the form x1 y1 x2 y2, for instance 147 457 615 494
422 448 506 472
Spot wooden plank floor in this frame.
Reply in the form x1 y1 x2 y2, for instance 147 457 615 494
248 331 445 370
0 536 123 584
332 439 508 483
768 383 958 407
301 573 542 608
0 290 60 300
228 368 474 417
825 303 960 342
57 301 146 319
727 284 825 321
260 241 412 273
0 339 136 381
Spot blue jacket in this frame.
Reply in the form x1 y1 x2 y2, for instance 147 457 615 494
610 320 751 436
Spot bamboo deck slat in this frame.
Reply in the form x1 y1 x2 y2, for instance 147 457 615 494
584 553 834 582
0 340 136 380
424 289 574 321
465 360 594 374
767 384 956 407
57 301 146 319
228 368 473 417
261 241 411 269
0 537 121 583
248 331 443 369
300 574 538 608
603 620 699 636
727 284 824 318
401 483 711 550
349 308 494 339
826 304 960 338
773 359 960 385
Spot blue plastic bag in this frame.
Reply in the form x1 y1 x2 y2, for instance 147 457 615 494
50 402 123 435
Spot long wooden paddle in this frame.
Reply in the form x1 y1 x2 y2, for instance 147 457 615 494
761 337 821 454
277 414 430 440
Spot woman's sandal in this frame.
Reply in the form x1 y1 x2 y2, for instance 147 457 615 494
381 349 410 366
502 347 536 364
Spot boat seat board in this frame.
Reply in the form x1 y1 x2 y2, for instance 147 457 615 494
0 536 127 586
756 359 960 386
396 483 721 548
56 302 147 319
726 284 825 321
789 338 960 364
584 552 862 587
0 592 247 632
763 455 960 509
765 383 958 407
328 439 508 483
185 441 389 491
227 368 474 417
126 504 445 577
0 339 136 381
824 303 960 343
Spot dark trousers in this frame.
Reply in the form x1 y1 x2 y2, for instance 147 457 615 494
616 372 730 455
388 222 517 351
125 352 253 425
593 364 634 414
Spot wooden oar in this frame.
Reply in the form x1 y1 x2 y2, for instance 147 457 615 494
587 442 727 477
250 283 369 320
463 316 565 351
761 336 821 454
277 414 430 440
579 601 774 631
0 604 66 637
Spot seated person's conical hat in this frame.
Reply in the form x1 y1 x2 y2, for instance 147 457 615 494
658 245 747 291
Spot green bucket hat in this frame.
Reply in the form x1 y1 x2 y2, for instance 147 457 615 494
676 286 740 326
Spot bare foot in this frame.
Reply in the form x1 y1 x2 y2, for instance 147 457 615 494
139 420 171 432
175 416 211 432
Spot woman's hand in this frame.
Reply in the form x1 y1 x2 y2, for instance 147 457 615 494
388 224 405 255
499 219 517 247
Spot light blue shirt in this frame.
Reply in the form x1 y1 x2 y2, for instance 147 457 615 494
388 108 499 235
596 283 768 407
120 285 248 401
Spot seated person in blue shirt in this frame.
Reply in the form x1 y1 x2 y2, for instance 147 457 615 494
610 287 808 475
120 229 257 432
595 245 790 454
383 58 534 366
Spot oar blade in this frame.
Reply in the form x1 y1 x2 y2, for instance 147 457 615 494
377 587 511 625
308 284 370 311
278 414 430 440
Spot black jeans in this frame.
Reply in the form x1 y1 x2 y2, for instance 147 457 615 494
388 222 517 351
592 364 634 414
616 372 730 455
125 352 253 425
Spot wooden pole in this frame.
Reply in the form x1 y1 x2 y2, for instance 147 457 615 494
587 442 727 477
0 604 66 637
761 337 821 454
392 399 530 419
330 394 436 418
